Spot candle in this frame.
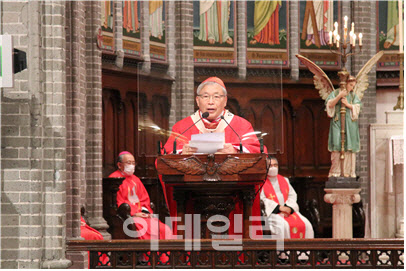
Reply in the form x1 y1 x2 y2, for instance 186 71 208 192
351 22 355 33
329 31 333 44
350 31 354 45
337 35 340 48
333 29 337 43
344 28 348 42
352 33 356 47
344 16 348 28
334 22 338 32
359 33 363 46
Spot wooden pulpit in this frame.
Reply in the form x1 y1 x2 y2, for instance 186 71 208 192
156 153 267 239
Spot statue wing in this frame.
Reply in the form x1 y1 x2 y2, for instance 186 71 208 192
160 156 206 175
296 54 335 100
354 51 384 101
217 155 262 175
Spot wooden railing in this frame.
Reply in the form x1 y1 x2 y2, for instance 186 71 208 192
67 238 404 268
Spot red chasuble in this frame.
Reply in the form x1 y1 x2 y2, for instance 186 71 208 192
109 170 173 241
262 175 306 238
161 111 263 237
80 217 109 266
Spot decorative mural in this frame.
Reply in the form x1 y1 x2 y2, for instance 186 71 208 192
377 0 403 70
299 0 340 68
149 0 167 62
246 0 289 67
193 0 237 66
100 1 114 51
123 0 141 57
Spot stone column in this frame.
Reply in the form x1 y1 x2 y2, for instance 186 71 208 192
113 0 124 68
65 0 87 268
169 0 194 127
395 164 404 238
140 0 151 73
289 0 299 81
85 0 110 240
236 0 246 80
324 189 361 238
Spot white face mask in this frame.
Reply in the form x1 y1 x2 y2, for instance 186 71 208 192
268 167 278 177
123 164 135 176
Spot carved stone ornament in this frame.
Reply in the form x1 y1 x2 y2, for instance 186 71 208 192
160 154 262 182
324 189 361 205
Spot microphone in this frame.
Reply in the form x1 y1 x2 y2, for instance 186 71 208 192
173 112 209 154
157 141 161 155
157 141 166 155
220 115 243 153
260 138 264 153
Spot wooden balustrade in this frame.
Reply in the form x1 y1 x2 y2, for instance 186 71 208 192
67 238 404 268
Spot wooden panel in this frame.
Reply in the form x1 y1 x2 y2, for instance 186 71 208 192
102 89 120 177
295 103 315 168
102 69 172 224
102 69 172 178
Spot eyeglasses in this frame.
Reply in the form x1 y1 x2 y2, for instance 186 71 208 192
198 94 226 101
122 161 136 165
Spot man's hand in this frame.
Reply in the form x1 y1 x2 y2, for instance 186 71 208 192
134 212 151 218
279 206 292 217
182 144 197 155
216 143 238 154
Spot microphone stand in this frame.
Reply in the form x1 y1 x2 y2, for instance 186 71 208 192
254 154 271 199
220 115 243 153
173 112 210 154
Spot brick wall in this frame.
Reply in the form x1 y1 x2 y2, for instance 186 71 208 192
352 0 377 207
1 1 70 268
65 0 86 244
236 1 247 79
289 0 299 80
84 1 109 238
169 0 195 128
141 0 151 72
167 1 176 79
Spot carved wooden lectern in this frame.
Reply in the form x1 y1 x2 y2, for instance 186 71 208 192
156 153 267 239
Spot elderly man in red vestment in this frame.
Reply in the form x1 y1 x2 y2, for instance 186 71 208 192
260 155 314 238
162 76 263 237
109 151 173 240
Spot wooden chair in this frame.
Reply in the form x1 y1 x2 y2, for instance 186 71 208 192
102 177 170 239
102 177 136 239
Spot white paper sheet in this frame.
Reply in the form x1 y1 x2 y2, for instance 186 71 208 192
189 132 225 154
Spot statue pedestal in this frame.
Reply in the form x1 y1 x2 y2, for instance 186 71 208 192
324 188 361 238
325 176 360 188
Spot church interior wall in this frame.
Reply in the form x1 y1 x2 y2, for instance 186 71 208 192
0 0 403 268
376 88 403 124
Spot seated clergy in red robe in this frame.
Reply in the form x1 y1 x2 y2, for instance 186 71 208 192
80 216 109 267
162 76 263 237
109 151 173 240
260 155 314 238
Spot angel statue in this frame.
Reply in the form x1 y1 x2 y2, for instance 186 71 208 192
296 51 384 178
